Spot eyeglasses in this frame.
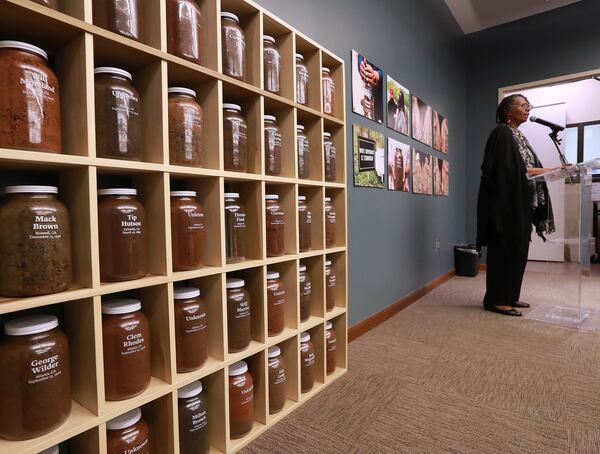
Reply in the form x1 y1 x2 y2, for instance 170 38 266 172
511 102 532 110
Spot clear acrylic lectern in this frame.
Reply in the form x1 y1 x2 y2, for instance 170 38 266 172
525 158 600 330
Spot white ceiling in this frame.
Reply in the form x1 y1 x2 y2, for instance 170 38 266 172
444 0 581 34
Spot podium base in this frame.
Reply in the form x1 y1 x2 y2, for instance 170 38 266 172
525 304 600 331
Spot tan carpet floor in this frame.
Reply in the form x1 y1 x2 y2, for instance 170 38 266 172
241 271 600 454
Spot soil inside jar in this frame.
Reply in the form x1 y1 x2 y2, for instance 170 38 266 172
268 356 286 414
223 109 248 171
299 274 311 322
106 419 150 454
326 204 336 248
171 195 205 271
227 288 251 353
298 201 312 252
229 372 254 439
326 267 336 311
266 278 286 337
105 0 140 40
263 41 281 94
221 17 246 80
225 199 246 263
324 140 337 182
178 394 208 454
166 0 202 64
326 329 337 374
297 132 309 179
168 93 204 166
174 297 208 373
265 199 285 257
300 340 315 393
264 122 282 175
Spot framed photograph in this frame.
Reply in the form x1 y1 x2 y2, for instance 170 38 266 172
386 76 410 136
353 124 385 188
434 157 449 196
387 138 411 192
351 50 384 124
433 110 449 154
411 96 432 147
412 149 433 195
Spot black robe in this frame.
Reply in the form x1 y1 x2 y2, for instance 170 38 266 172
476 124 554 251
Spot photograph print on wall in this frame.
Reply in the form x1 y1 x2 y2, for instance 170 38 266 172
412 149 433 195
386 76 410 136
351 50 384 124
387 138 411 192
433 110 449 154
434 157 449 196
353 124 385 188
411 96 433 147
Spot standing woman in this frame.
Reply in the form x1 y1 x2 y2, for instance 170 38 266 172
476 94 555 316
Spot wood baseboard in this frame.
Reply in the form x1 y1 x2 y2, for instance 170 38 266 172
348 270 455 342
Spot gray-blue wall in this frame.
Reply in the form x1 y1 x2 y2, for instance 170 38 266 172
465 0 600 243
253 0 467 325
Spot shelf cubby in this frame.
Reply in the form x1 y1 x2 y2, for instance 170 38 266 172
327 312 348 379
326 251 348 313
263 97 296 179
299 254 325 324
325 187 347 249
299 185 325 252
323 118 345 185
266 259 299 337
320 50 345 122
267 334 300 425
300 323 325 400
294 34 321 113
296 110 324 183
262 12 295 102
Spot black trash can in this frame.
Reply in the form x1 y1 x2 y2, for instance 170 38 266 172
454 244 479 277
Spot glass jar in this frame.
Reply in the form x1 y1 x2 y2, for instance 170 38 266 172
166 0 202 64
98 188 146 282
174 287 208 373
32 0 59 9
295 53 308 105
171 191 205 271
263 35 280 95
228 361 253 439
224 193 246 263
325 196 336 248
106 408 150 454
266 271 286 337
267 346 285 415
95 0 140 41
326 321 337 375
178 381 208 454
265 194 284 257
102 299 151 401
298 196 311 252
0 315 71 440
326 260 336 312
0 185 72 297
223 103 248 172
300 332 315 393
322 67 335 115
226 278 251 353
264 115 282 176
221 12 245 81
299 265 311 322
168 87 204 166
0 41 61 153
324 132 336 182
296 124 309 179
94 67 142 161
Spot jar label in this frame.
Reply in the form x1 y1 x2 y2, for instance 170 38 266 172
190 409 208 432
233 211 246 229
30 215 62 240
20 70 56 103
302 282 312 295
327 212 336 223
111 89 140 117
306 212 312 224
269 365 285 385
183 106 202 130
264 48 280 65
185 210 205 232
328 275 336 287
327 340 337 352
121 332 146 356
29 354 62 385
226 30 246 50
124 437 148 454
267 130 282 150
235 299 250 319
267 210 284 225
185 312 207 334
303 352 315 367
121 214 142 235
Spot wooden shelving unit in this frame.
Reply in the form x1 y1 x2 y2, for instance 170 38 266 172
0 0 347 453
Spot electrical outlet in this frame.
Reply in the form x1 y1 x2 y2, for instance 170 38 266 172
435 239 440 252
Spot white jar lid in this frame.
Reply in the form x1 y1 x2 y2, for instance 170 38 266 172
4 185 58 194
263 35 275 44
325 197 331 202
174 286 201 299
265 194 279 200
266 270 280 280
94 66 132 80
229 360 248 376
170 190 197 197
107 408 142 431
268 345 281 358
300 332 310 343
177 380 203 398
325 260 332 266
295 53 304 61
168 87 197 97
323 132 331 138
299 265 306 272
221 12 240 22
226 278 245 289
38 445 59 454
224 192 240 198
98 188 137 196
223 103 242 112
264 115 277 123
325 321 332 330
0 40 48 60
321 67 331 74
4 315 59 336
297 195 306 201
102 298 142 314
296 125 305 131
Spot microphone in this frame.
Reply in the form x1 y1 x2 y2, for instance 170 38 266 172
529 116 565 132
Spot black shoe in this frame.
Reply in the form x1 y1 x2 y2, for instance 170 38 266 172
512 301 530 308
484 306 522 316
